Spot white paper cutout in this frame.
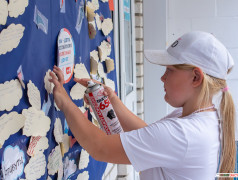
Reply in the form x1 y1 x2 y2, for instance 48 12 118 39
102 18 113 36
54 118 63 143
0 23 25 55
33 6 48 34
44 69 55 94
0 79 22 111
105 58 115 73
95 13 102 30
0 112 25 147
22 107 51 137
70 83 87 100
48 145 63 175
90 50 99 62
98 40 111 62
63 156 77 180
101 0 108 2
74 63 90 79
98 62 106 78
78 149 90 170
27 136 49 157
0 0 8 25
8 0 29 18
76 171 89 180
27 80 41 110
103 77 115 91
62 134 70 155
24 153 46 180
58 162 63 180
2 145 25 180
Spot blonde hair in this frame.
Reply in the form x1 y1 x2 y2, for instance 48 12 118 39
174 64 236 178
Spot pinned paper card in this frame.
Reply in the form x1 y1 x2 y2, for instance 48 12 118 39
102 18 113 36
63 156 77 179
95 13 102 30
103 77 115 91
98 62 106 78
76 171 89 180
90 50 99 74
54 118 63 144
2 145 25 180
61 133 70 155
27 80 41 110
33 6 48 34
0 23 25 55
0 0 8 25
22 107 51 137
24 153 46 180
57 28 75 83
0 112 25 147
44 70 55 94
75 1 85 34
8 0 29 18
105 58 115 73
27 136 49 157
98 40 111 62
0 79 23 111
74 63 90 79
88 21 96 39
70 83 87 100
78 149 90 170
48 145 63 175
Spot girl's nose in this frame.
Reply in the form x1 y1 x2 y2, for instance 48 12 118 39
161 73 166 82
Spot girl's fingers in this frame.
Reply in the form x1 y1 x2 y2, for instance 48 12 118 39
53 66 64 84
74 78 91 87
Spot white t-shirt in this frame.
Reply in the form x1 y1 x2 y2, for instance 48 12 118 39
120 108 221 180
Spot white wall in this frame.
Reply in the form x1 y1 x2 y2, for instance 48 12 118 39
144 0 238 129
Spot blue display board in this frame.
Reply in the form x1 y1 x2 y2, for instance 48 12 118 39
0 0 117 179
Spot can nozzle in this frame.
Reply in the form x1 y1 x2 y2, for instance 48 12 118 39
87 80 96 88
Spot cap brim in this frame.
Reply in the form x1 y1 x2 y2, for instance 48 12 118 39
144 50 181 66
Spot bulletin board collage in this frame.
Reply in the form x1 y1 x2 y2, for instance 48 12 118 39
0 0 117 179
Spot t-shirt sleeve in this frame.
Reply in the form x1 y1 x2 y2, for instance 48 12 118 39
120 119 188 172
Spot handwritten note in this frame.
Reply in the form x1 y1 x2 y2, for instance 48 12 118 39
78 149 89 170
8 0 29 18
22 107 51 137
0 112 25 147
27 136 49 156
0 0 8 25
27 80 41 110
47 145 63 175
24 153 46 180
0 24 25 55
0 79 23 111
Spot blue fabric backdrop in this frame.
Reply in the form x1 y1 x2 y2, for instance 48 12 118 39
0 0 117 179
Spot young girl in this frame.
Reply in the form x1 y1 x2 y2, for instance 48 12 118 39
49 31 236 180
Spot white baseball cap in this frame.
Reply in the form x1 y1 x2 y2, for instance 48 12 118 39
144 31 234 80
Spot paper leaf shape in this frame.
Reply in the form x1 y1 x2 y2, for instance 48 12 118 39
78 149 89 170
48 145 63 175
27 136 49 157
70 83 87 100
76 171 89 180
54 118 63 144
0 79 23 111
8 0 29 18
0 0 8 25
22 107 51 137
105 58 115 73
102 18 113 36
64 156 77 179
44 70 55 94
98 40 111 62
0 112 25 147
74 63 90 79
27 80 41 110
0 24 25 55
24 153 46 180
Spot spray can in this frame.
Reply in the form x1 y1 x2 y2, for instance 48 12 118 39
85 81 123 135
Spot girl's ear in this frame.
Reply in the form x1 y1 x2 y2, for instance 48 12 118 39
192 67 204 87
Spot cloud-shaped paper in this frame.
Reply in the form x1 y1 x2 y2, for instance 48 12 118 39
27 80 41 110
0 112 25 147
8 0 29 18
0 79 23 111
78 149 90 170
63 156 77 180
0 24 25 55
76 171 89 180
0 0 8 25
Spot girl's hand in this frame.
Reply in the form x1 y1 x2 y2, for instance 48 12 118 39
74 78 116 105
49 66 72 111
